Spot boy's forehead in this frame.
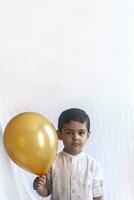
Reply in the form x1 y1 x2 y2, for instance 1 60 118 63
62 120 88 130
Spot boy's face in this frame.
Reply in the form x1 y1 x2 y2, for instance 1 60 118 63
58 120 90 155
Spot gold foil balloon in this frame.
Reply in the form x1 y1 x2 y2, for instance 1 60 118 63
3 112 58 176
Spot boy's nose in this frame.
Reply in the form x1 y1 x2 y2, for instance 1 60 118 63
72 133 79 140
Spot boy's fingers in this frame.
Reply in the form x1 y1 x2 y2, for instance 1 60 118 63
35 180 44 185
33 184 43 190
35 176 46 182
33 181 43 190
42 175 46 180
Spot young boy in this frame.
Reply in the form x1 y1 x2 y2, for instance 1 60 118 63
33 108 104 200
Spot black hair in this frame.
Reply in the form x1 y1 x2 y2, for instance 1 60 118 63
58 108 90 132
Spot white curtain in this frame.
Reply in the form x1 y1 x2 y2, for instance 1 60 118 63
0 1 133 200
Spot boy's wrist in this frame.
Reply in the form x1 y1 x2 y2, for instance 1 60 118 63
37 185 49 197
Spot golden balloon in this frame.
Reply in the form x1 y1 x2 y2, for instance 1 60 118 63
3 112 58 176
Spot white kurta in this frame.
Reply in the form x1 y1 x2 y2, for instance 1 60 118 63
45 150 104 200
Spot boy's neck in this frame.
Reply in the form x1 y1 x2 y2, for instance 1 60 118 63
63 148 83 156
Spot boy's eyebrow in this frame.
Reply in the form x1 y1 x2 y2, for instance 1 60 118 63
63 128 87 131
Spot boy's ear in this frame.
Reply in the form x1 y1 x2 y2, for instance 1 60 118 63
87 131 91 139
57 130 62 140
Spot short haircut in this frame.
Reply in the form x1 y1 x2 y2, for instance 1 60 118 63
58 108 90 132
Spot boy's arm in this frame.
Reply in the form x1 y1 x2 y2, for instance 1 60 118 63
92 160 104 200
93 196 104 200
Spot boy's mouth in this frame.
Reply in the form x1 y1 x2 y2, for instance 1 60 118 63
72 143 79 146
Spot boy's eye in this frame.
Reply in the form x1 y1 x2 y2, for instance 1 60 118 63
64 131 73 135
79 131 86 135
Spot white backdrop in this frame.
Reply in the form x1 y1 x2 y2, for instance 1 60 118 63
0 0 134 200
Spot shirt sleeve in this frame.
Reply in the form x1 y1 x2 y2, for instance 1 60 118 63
45 167 52 195
92 161 104 197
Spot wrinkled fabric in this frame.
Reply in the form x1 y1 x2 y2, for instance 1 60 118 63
45 150 104 200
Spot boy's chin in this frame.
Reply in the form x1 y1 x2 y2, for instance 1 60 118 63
70 148 82 155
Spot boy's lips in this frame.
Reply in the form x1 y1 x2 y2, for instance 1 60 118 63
72 143 79 146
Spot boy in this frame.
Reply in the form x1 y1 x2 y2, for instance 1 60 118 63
33 108 104 200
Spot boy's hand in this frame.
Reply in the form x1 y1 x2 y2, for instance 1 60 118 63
33 175 46 191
